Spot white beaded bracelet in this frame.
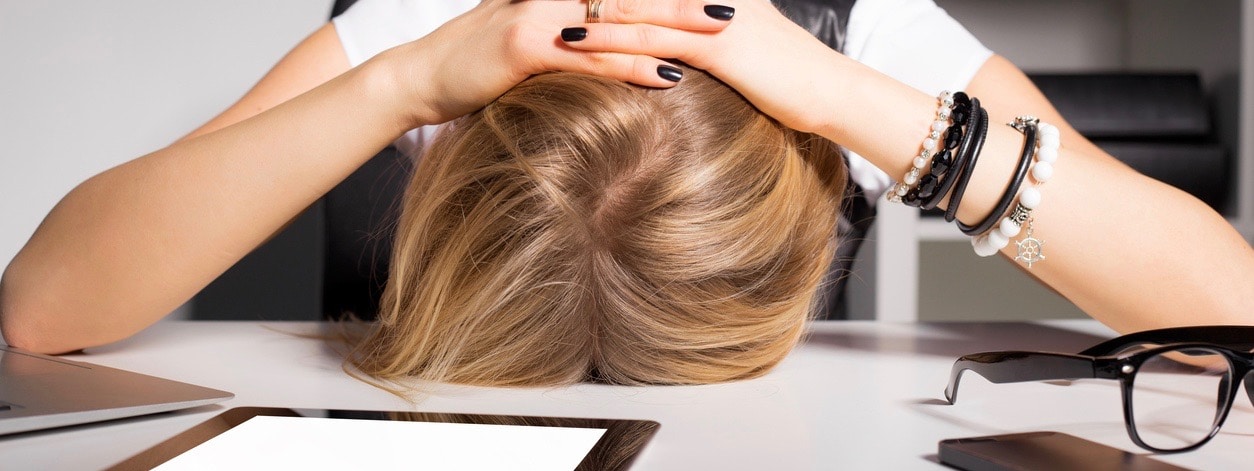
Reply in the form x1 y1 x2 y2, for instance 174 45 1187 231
971 116 1060 268
887 91 955 203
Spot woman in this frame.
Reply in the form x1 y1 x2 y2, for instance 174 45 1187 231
1 0 1251 362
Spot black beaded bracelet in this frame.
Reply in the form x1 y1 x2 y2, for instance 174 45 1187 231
911 103 971 206
917 113 970 207
903 93 972 207
943 104 989 221
921 97 978 210
958 118 1037 236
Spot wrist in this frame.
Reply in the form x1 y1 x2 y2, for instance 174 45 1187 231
805 52 863 141
817 59 942 176
357 46 440 130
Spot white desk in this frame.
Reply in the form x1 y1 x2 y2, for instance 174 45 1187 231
3 320 1251 470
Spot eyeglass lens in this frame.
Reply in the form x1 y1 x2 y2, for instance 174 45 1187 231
1129 348 1231 450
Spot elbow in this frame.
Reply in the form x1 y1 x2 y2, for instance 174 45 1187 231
1 289 48 353
1 289 41 352
0 314 42 353
0 273 81 355
1 262 159 355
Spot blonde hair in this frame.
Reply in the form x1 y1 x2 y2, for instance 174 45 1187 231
350 67 846 387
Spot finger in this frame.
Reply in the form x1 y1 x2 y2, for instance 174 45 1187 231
559 24 716 69
596 0 735 32
543 46 686 88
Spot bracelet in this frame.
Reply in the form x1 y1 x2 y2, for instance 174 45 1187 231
971 116 1061 268
921 97 976 209
912 93 973 207
959 114 1034 236
927 97 983 211
906 97 973 207
943 105 988 220
888 91 959 204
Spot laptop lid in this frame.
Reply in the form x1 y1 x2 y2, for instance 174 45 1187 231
0 346 233 435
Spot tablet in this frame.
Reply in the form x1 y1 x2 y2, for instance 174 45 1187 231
109 407 659 471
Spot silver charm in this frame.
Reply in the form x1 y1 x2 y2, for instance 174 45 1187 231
1008 115 1040 133
1009 203 1032 225
1014 218 1046 268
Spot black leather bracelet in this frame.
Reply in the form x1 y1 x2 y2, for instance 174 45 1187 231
943 104 989 221
922 98 978 210
958 117 1036 235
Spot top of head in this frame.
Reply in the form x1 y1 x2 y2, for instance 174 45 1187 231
365 66 847 387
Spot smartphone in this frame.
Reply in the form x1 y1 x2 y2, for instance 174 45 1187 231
938 432 1190 471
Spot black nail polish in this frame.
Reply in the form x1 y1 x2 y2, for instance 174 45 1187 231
657 64 683 82
704 5 735 21
561 27 587 42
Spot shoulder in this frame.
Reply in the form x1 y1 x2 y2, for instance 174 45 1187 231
845 0 992 95
332 0 478 67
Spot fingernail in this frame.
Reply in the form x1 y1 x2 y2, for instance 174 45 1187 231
561 27 587 42
657 64 683 82
704 5 735 21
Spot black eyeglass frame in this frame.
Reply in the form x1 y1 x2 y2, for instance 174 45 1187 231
943 326 1254 453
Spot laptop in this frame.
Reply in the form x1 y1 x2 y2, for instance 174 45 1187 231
0 345 233 435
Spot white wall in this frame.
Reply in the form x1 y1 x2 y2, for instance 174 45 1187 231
937 0 1129 71
0 0 333 316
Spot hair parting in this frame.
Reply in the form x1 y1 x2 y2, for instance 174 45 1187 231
348 66 848 391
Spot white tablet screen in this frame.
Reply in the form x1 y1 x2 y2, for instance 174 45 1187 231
155 415 606 470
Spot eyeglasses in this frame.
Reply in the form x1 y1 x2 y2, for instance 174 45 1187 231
944 326 1254 453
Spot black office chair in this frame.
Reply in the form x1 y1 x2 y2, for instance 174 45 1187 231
320 0 872 321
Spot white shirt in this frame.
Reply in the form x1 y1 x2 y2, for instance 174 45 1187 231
331 0 992 201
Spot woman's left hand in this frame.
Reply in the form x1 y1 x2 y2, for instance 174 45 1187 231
559 0 852 134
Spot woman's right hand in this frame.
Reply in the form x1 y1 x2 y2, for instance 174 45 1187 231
551 0 857 135
379 0 739 127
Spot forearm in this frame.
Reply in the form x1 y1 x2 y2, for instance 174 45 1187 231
0 59 415 353
1010 148 1254 332
820 53 1254 331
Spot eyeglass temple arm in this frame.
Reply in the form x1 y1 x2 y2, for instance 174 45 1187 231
1246 375 1254 408
944 351 1097 404
1079 325 1254 356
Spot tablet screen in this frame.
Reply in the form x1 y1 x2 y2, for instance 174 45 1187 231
110 407 659 471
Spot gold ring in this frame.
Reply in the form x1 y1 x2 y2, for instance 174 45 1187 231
587 0 604 23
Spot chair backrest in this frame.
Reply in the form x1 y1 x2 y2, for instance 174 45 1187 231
321 0 870 321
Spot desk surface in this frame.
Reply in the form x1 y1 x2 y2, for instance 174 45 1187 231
3 320 1251 470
